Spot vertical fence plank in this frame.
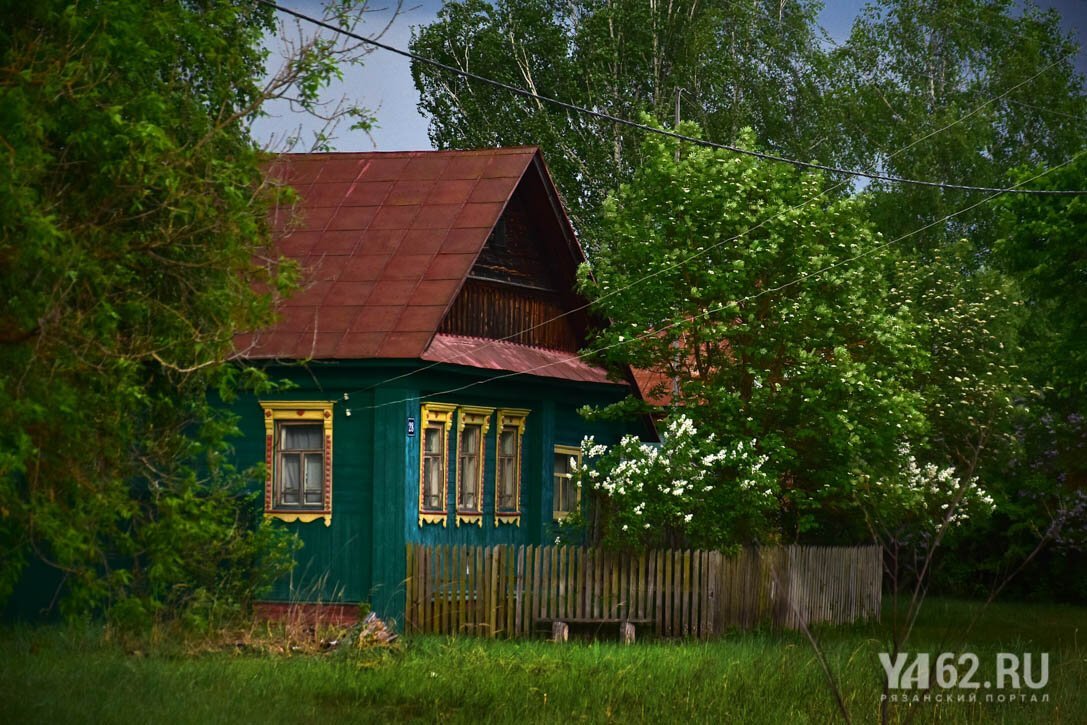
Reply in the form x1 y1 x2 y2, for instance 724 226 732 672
701 550 709 638
573 547 583 620
557 547 566 620
655 550 664 636
454 545 463 634
478 546 486 634
447 545 455 635
602 551 612 619
489 546 498 637
681 549 690 637
514 545 524 637
436 543 445 634
704 550 714 638
549 545 559 620
530 545 541 628
648 551 658 632
430 543 439 634
663 550 673 637
427 546 433 635
636 553 645 621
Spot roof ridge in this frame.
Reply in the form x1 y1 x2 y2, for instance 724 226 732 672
278 146 540 159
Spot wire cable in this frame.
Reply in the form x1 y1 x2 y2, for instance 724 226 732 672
258 0 1087 196
320 37 1075 400
351 147 1085 412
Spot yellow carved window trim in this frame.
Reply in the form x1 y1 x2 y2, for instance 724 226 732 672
553 445 582 522
260 401 334 527
419 403 456 527
455 406 492 527
494 408 529 526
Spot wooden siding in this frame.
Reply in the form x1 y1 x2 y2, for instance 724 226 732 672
404 543 882 638
438 279 579 351
471 194 558 290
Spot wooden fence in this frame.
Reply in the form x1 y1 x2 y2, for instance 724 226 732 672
404 544 881 638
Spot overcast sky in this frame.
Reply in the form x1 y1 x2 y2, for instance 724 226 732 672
250 0 1087 153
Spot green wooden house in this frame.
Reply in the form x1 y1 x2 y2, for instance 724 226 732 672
234 148 651 623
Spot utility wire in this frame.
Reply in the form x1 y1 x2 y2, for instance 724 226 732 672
352 148 1085 413
259 0 1087 196
325 38 1073 401
260 0 1087 406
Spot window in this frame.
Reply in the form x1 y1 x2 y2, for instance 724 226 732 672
495 409 529 526
260 401 334 526
553 445 582 521
278 424 324 507
419 403 455 526
455 407 492 527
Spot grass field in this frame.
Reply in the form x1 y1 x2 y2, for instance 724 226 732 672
1 598 1083 723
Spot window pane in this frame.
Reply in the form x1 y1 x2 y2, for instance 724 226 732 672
424 456 443 510
284 425 322 450
281 453 300 504
459 463 477 508
498 458 516 510
553 451 579 515
460 425 479 453
458 425 481 511
425 426 441 454
500 429 516 455
303 454 323 504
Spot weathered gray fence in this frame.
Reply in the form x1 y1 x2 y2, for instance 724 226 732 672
404 544 881 638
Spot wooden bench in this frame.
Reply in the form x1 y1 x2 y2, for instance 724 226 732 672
538 618 654 644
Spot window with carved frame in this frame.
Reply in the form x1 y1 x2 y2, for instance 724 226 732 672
495 409 528 526
419 403 456 526
260 401 334 526
553 445 581 521
455 407 492 527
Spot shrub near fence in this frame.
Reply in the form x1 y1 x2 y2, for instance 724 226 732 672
404 544 881 639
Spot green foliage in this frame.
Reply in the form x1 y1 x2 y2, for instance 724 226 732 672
0 0 359 622
831 0 1086 252
828 1 1087 600
581 125 925 540
994 155 1087 405
411 0 831 239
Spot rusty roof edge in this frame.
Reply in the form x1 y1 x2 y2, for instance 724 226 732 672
527 149 584 265
421 333 619 386
274 146 542 160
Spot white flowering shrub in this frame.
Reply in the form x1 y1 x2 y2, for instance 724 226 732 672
562 415 778 550
856 442 996 546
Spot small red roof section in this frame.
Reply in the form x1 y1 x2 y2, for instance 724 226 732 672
421 334 612 385
632 368 674 407
238 148 540 360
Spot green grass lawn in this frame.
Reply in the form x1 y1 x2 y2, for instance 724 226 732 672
1 598 1083 724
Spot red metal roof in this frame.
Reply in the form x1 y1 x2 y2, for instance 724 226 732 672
421 334 612 385
632 368 674 407
237 148 540 360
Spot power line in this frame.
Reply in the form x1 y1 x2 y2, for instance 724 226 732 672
258 0 1087 196
352 148 1085 413
328 36 1072 401
260 0 1087 408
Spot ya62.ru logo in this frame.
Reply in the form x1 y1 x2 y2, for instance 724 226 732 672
880 652 1049 690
